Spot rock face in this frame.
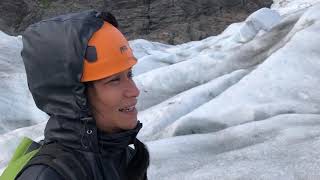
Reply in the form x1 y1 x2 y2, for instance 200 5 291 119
0 0 272 44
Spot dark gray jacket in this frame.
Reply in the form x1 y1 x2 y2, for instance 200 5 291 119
17 10 147 180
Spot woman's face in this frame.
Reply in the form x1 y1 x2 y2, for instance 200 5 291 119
87 68 140 133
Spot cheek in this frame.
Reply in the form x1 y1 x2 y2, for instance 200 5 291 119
97 89 122 110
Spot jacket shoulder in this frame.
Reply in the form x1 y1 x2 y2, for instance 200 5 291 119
16 165 64 180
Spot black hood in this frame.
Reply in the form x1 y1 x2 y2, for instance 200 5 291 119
21 10 141 153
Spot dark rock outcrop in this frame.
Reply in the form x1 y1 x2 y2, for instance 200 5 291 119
0 0 272 44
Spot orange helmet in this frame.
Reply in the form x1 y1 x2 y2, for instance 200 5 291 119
81 22 137 82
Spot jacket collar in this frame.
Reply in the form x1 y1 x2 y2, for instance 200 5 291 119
98 122 142 155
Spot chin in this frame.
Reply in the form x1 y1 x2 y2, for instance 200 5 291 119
124 118 138 130
129 119 138 128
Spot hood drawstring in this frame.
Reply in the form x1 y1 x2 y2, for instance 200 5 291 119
80 116 97 150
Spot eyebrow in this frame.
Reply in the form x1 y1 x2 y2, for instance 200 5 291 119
104 74 120 81
102 69 133 81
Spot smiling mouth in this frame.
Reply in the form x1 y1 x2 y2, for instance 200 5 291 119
119 106 135 112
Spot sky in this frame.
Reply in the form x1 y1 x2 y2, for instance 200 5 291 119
1 0 320 179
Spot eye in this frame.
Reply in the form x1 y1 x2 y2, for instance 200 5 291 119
110 78 120 82
104 76 120 84
128 70 134 79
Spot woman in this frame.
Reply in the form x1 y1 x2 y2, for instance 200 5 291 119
16 10 149 180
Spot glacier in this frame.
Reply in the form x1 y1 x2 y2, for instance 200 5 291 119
1 0 320 179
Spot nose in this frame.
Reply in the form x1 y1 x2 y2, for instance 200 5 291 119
124 79 140 98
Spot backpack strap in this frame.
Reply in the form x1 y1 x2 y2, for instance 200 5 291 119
16 143 93 180
0 137 41 180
